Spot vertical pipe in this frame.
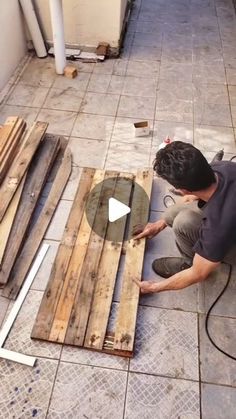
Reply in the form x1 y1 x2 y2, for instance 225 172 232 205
49 0 66 74
20 0 47 58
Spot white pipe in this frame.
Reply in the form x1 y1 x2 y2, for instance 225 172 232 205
20 0 47 58
49 0 66 74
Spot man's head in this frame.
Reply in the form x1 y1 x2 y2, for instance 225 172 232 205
153 141 216 192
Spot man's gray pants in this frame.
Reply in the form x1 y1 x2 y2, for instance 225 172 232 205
163 202 235 265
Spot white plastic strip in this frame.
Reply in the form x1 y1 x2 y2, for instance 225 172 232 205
0 243 49 365
0 348 35 367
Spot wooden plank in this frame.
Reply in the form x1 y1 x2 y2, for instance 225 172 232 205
0 118 26 183
113 170 152 353
0 135 60 284
31 167 96 341
64 171 118 346
0 121 48 222
0 175 26 265
46 170 106 343
84 173 134 350
0 348 36 367
2 148 72 299
0 117 18 157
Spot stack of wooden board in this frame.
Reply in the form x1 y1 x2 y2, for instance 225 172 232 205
0 117 72 299
31 168 153 357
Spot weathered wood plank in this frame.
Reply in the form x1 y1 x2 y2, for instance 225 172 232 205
113 170 152 353
0 121 48 222
47 170 105 343
2 148 72 299
31 167 96 341
84 173 134 350
64 171 118 346
0 135 60 284
0 117 18 157
0 175 26 265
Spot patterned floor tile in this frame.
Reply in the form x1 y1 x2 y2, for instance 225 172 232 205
111 117 153 144
199 314 236 386
45 200 73 241
0 358 57 418
0 104 39 126
80 92 120 116
7 84 49 108
194 125 236 153
130 306 199 380
125 373 200 419
0 296 9 327
62 166 81 201
18 57 56 87
118 95 156 119
47 363 127 418
68 137 108 169
37 108 77 137
4 290 61 359
31 240 59 292
43 87 84 112
71 113 114 141
201 383 236 419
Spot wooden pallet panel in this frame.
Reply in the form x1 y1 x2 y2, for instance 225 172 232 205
31 169 153 357
2 148 72 299
0 175 26 266
113 170 152 353
31 167 96 341
0 135 60 285
0 121 48 222
0 117 18 158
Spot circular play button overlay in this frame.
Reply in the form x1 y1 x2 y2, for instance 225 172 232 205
85 175 150 242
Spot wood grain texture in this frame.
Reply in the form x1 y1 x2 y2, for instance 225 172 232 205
31 167 96 341
0 135 60 285
0 121 48 222
2 148 72 299
0 117 18 158
0 175 26 266
113 170 152 353
84 174 134 350
48 170 105 343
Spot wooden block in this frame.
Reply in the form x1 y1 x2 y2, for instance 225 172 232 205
96 42 109 56
64 65 78 79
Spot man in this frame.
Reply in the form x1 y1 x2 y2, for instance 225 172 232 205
133 141 236 294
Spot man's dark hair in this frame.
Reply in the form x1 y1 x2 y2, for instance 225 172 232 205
153 141 216 191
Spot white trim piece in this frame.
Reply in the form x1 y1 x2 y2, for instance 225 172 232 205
0 243 49 366
0 348 36 367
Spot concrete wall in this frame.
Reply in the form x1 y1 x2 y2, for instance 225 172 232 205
35 0 128 49
0 0 27 91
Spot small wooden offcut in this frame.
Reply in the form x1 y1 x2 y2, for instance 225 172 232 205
31 168 152 357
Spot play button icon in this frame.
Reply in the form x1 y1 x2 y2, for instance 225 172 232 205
108 198 131 222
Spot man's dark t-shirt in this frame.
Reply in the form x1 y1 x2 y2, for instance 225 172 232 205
193 161 236 262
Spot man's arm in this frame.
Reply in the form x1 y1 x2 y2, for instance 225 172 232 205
133 253 220 294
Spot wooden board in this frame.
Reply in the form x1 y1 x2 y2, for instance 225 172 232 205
31 169 153 357
0 175 26 265
0 121 48 222
2 148 72 299
0 135 60 285
0 117 18 158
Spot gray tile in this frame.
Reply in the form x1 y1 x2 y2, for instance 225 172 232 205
0 358 58 418
72 113 114 141
193 63 226 84
122 76 157 97
201 383 236 419
61 346 129 370
130 306 199 380
159 62 193 81
45 199 73 241
199 314 236 386
228 85 236 106
7 84 49 107
52 71 90 92
43 87 84 112
105 142 150 172
31 240 59 291
80 92 120 116
152 121 193 147
126 60 160 78
87 73 112 93
76 61 95 73
226 67 236 84
194 102 232 127
112 59 128 76
133 32 162 47
108 76 125 94
0 296 9 327
156 98 193 124
118 95 156 119
194 125 236 153
161 48 193 63
193 83 229 105
111 117 153 144
47 363 127 418
62 166 81 200
0 105 39 125
93 59 116 75
129 45 162 61
68 137 108 168
37 108 77 136
4 290 61 358
125 373 200 419
157 79 193 101
19 57 56 87
231 105 236 127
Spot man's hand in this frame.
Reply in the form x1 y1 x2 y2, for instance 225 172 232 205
132 219 167 239
132 278 159 294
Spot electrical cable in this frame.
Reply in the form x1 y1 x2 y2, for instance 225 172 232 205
205 263 236 361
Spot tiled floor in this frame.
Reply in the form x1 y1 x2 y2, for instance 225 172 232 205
1 0 236 417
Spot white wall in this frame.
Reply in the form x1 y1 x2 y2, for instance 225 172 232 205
35 0 128 49
0 0 27 91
